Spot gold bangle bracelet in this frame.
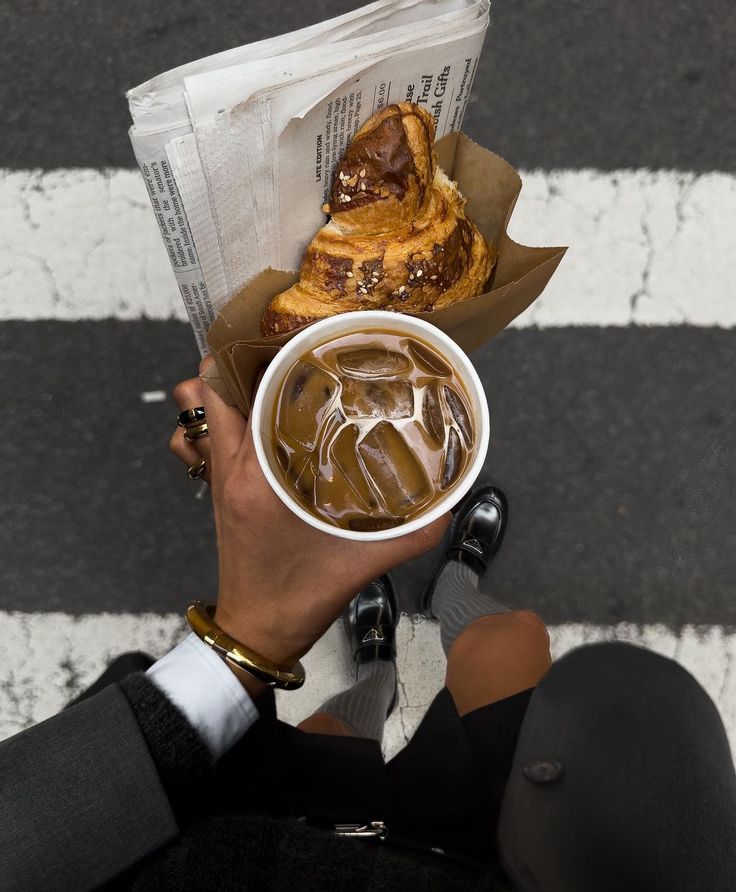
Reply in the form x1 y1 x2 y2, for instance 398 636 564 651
186 601 305 690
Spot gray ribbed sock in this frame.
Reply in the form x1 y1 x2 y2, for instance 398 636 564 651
318 659 396 742
432 560 510 655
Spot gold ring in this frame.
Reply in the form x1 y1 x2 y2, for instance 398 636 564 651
178 407 206 428
184 422 209 442
186 458 207 480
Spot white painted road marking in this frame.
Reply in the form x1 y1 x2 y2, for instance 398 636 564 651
508 170 736 328
1 612 733 762
0 168 734 327
140 390 167 403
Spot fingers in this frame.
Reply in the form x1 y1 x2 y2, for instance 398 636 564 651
169 427 211 483
171 375 211 479
199 356 248 465
172 377 204 413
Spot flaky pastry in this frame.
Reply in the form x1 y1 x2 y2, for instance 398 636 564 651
262 103 495 337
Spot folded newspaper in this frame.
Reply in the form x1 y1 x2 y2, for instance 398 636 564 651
127 0 491 354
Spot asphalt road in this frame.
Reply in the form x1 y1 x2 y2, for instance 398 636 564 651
0 0 733 170
3 321 734 625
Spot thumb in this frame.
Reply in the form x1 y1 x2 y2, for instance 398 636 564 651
370 512 451 570
403 512 451 560
199 355 248 465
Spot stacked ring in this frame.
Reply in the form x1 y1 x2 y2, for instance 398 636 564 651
186 457 207 480
178 405 209 442
177 407 206 427
178 406 209 479
183 422 209 442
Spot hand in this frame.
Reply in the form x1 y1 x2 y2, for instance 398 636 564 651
170 358 449 674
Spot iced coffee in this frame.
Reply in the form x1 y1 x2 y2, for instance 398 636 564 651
272 330 475 531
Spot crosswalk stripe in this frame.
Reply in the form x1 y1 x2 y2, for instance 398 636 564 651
1 612 733 762
1 168 734 327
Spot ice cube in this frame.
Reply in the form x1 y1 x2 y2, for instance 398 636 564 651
408 339 452 377
316 408 346 470
280 360 338 450
422 381 446 444
290 456 317 502
275 443 290 474
329 423 381 511
337 348 411 378
441 427 464 490
342 378 414 419
314 466 368 522
358 421 432 515
443 385 473 446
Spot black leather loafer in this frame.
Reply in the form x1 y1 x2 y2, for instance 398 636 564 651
422 485 508 617
343 575 399 667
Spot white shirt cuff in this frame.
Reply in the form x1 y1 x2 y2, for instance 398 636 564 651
146 633 259 759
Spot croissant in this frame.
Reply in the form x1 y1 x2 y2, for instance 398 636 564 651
261 102 495 337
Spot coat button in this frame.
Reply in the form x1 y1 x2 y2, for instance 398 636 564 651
523 759 563 784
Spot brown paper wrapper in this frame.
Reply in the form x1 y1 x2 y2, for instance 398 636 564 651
205 131 567 415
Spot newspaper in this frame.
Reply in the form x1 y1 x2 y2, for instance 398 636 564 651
128 0 490 353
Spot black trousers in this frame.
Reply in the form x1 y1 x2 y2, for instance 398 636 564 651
79 642 736 891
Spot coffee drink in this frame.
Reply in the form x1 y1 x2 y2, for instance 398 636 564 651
272 329 475 531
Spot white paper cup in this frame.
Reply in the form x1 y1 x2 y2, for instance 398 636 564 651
250 311 490 541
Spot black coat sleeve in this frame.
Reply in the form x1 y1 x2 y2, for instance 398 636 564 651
0 672 213 892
